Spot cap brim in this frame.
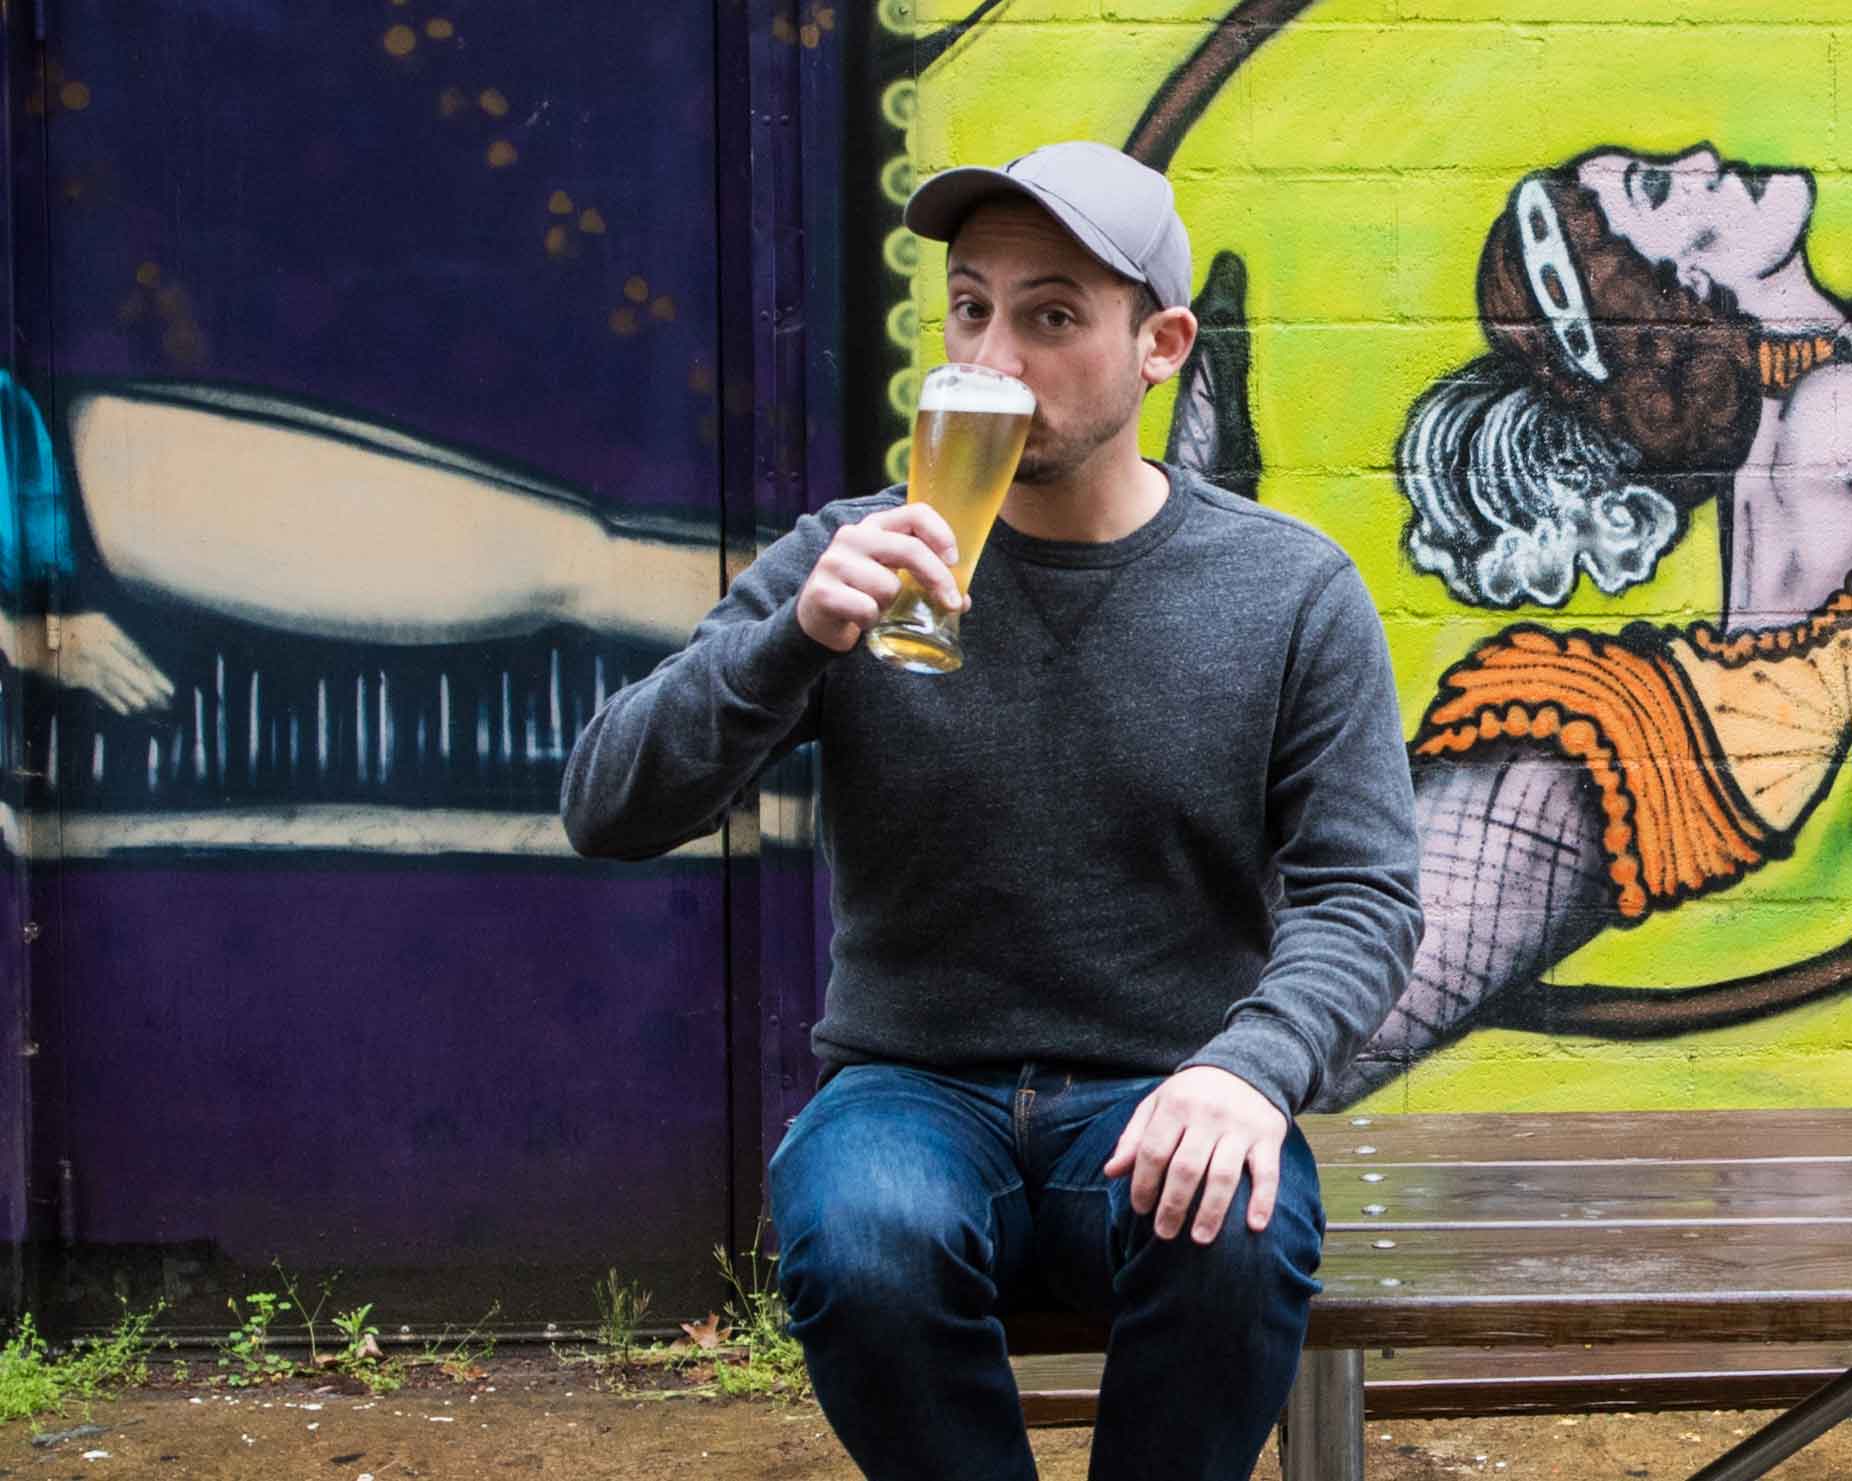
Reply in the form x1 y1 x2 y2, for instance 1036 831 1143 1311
903 167 1149 290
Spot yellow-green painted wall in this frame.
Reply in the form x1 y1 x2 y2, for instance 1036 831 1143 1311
871 0 1852 1113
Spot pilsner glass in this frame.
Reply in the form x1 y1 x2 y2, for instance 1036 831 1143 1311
865 363 1035 674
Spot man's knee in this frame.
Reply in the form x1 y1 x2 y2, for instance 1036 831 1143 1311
774 1165 999 1324
1120 1128 1324 1316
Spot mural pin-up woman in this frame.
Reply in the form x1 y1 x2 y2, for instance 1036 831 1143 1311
1321 143 1852 1106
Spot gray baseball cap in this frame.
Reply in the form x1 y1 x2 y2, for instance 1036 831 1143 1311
903 140 1193 310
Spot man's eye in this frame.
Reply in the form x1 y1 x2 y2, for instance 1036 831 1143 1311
1641 168 1671 209
1040 309 1072 329
955 301 987 320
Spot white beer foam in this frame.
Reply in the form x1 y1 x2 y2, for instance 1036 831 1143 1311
918 370 1035 415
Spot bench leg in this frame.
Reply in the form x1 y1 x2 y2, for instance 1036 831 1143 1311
1279 1348 1365 1481
1686 1366 1852 1481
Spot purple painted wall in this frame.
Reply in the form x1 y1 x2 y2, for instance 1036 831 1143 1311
1 0 844 1333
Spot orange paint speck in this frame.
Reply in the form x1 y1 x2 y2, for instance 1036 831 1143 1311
650 295 676 322
624 276 649 303
383 24 417 57
486 139 518 169
425 18 454 39
548 190 574 215
478 88 510 118
59 81 90 111
608 307 639 337
135 262 161 287
578 208 606 235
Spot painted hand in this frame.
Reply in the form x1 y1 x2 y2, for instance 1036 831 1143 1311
795 503 968 652
1103 1065 1289 1243
56 611 175 716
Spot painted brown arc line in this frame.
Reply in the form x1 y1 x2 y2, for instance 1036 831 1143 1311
1124 0 1323 172
911 0 1010 74
1492 934 1852 1040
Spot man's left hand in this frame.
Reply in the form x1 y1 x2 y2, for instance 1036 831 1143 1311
1103 1066 1288 1243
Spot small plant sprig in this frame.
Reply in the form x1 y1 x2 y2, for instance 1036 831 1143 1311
328 1304 401 1394
217 1289 294 1388
593 1269 653 1367
713 1220 808 1399
414 1302 500 1383
268 1260 334 1369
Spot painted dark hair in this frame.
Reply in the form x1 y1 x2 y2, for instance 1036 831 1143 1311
1477 159 1762 481
1399 149 1763 609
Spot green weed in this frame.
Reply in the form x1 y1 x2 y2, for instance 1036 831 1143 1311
713 1222 808 1399
0 1316 62 1424
328 1303 402 1394
216 1289 295 1387
0 1301 168 1425
414 1302 500 1383
593 1270 653 1365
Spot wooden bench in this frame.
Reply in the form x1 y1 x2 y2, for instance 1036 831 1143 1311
1005 1108 1852 1480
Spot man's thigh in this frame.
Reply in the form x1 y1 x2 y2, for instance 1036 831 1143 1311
768 1064 1035 1300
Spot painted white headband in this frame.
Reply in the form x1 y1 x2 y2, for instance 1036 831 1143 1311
1514 178 1609 383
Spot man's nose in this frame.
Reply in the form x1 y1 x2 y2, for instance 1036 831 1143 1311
967 321 1025 379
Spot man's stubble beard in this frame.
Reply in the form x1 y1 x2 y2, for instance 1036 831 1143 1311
1011 368 1147 487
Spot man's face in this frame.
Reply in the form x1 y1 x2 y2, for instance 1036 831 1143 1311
943 199 1152 486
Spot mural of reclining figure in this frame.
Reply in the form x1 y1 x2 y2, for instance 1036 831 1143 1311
1319 142 1852 1108
0 376 716 711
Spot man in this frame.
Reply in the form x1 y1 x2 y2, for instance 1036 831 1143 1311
561 140 1421 1480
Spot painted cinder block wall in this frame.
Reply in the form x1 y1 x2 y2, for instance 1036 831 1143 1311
3 0 1848 1337
859 0 1852 1113
0 0 843 1330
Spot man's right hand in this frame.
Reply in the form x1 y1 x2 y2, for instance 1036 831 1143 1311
796 503 968 652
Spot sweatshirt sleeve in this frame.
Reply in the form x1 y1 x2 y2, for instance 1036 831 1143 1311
1181 557 1423 1116
559 509 847 860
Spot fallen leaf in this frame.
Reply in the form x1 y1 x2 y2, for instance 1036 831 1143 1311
679 1313 731 1350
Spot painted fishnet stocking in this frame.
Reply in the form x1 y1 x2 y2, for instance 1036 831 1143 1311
1314 748 1617 1110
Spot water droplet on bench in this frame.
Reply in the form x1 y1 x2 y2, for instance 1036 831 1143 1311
1373 1239 1396 1249
1361 1172 1385 1183
1362 1204 1387 1216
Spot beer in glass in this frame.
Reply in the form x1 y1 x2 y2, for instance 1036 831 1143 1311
865 363 1034 673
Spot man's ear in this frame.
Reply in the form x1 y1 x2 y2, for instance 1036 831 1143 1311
1677 262 1714 303
1141 306 1198 387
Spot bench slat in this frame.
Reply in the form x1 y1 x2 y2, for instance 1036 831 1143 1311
1012 1343 1852 1426
1314 1222 1852 1347
1306 1109 1852 1166
1320 1160 1852 1229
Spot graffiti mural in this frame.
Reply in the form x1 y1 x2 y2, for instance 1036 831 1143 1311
3 376 715 858
876 0 1852 1111
0 1 732 864
1 0 790 1327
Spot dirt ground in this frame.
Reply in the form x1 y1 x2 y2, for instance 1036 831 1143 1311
4 1360 1850 1479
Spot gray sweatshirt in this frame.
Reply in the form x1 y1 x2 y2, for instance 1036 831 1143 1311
562 467 1422 1115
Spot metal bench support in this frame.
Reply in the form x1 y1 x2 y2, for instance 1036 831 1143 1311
1686 1366 1852 1481
1280 1348 1364 1481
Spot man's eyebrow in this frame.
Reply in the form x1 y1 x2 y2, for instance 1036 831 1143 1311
946 266 1087 294
1623 159 1639 206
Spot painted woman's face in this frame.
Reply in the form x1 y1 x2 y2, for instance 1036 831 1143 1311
1576 144 1814 299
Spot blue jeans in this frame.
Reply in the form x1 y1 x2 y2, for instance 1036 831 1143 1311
768 1062 1325 1480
